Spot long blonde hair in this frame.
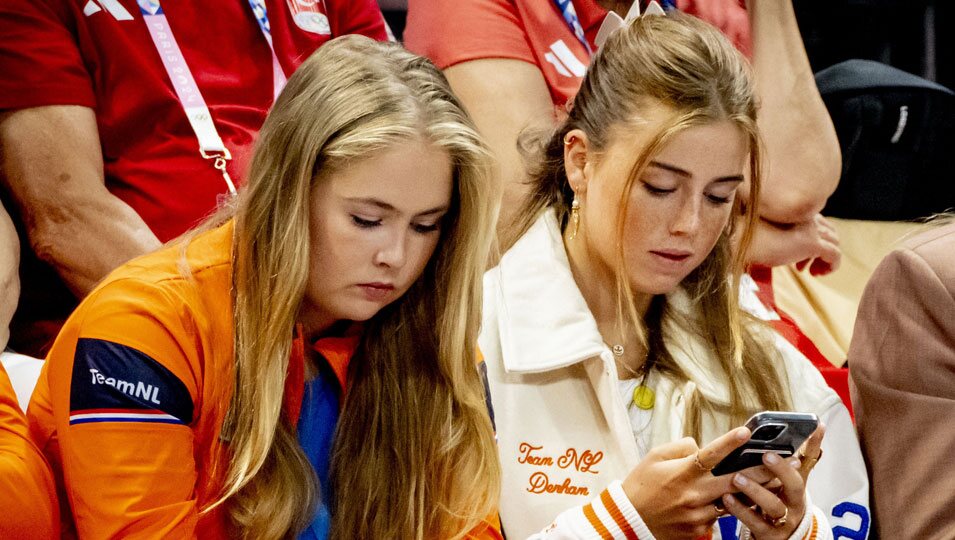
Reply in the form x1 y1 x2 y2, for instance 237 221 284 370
513 14 790 438
204 36 500 538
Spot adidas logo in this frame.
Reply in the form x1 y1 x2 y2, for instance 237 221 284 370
83 0 133 21
543 40 587 78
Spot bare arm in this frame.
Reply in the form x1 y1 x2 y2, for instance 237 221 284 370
0 202 18 351
444 59 556 237
747 0 841 224
0 105 161 297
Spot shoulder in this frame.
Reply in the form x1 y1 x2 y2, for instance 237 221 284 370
96 223 233 311
51 226 234 394
874 222 955 296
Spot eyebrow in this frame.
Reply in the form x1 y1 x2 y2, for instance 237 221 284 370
345 197 449 217
648 160 744 184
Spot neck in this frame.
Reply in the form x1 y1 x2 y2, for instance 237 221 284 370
563 226 653 378
297 302 340 343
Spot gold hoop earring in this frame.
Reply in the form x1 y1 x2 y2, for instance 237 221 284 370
569 196 580 239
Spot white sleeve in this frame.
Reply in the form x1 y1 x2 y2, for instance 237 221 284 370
806 401 872 540
526 480 655 540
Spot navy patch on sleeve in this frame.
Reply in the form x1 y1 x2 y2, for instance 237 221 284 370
69 338 194 426
478 360 496 432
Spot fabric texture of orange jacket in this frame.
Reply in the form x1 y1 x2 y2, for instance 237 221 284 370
1 361 59 538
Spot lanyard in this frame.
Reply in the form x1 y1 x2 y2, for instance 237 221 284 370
555 0 678 58
554 0 592 56
136 0 289 195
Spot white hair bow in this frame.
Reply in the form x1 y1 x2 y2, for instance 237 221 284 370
594 0 666 50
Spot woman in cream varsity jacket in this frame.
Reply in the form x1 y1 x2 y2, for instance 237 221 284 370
480 13 870 540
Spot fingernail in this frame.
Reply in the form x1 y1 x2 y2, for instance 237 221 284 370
764 453 780 465
735 427 749 440
734 473 748 487
790 458 801 468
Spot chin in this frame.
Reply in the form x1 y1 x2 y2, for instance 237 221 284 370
345 298 399 322
342 306 383 322
629 275 685 296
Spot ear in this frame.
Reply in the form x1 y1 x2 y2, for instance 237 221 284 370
563 129 592 198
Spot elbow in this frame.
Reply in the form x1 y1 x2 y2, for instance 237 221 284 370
759 141 843 224
759 185 830 224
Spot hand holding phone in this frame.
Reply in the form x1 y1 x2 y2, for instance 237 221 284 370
711 411 818 476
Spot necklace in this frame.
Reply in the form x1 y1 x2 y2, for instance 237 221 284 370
611 343 655 410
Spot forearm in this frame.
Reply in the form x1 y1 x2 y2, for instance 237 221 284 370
746 0 841 223
0 105 161 297
444 59 556 239
0 204 18 350
27 191 161 296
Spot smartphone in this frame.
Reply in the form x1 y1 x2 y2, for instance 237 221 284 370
711 411 818 476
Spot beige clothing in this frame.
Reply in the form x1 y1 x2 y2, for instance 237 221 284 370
849 222 955 540
774 218 928 366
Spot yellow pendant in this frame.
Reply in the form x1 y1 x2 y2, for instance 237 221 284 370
631 385 655 410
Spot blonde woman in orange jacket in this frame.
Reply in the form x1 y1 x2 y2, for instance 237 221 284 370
27 37 502 540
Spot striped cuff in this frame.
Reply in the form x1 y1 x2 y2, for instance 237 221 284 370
576 480 655 539
793 507 821 540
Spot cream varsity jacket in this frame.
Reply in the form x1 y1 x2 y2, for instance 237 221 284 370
480 211 871 540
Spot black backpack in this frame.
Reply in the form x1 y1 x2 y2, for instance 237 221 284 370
817 59 955 221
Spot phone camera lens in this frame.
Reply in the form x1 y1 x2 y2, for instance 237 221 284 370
751 424 786 442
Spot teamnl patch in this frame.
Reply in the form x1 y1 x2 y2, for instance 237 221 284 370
69 338 194 426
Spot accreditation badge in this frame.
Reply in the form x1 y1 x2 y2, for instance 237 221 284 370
287 0 330 35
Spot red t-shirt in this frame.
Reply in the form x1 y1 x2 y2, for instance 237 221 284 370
405 0 750 109
0 0 387 242
0 0 387 355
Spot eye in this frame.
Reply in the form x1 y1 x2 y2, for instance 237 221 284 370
351 215 381 228
642 182 676 197
411 222 441 234
705 193 733 205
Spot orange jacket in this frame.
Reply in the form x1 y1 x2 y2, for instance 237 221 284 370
0 361 59 538
28 221 503 539
28 223 237 538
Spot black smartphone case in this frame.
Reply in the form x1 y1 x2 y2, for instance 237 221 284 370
711 412 818 476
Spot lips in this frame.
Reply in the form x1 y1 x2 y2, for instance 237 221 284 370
359 282 395 290
357 282 395 301
649 250 692 262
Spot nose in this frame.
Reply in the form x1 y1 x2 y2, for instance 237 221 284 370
670 194 702 236
373 228 407 269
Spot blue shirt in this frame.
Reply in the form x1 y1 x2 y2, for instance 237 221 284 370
296 363 343 540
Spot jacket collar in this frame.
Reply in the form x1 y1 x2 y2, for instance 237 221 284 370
285 324 361 424
493 210 774 407
494 210 610 373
